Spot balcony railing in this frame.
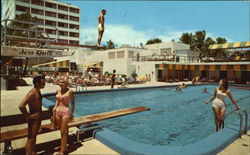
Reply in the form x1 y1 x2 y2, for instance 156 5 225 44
132 54 250 63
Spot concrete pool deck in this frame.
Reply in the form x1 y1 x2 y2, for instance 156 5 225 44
0 77 249 154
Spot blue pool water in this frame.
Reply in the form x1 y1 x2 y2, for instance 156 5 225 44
45 85 250 146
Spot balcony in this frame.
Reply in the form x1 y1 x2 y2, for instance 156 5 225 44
45 20 56 27
45 2 56 9
16 0 30 3
58 13 68 20
69 32 79 38
31 8 44 16
69 7 79 14
59 31 68 37
45 11 56 18
45 28 56 35
69 40 79 45
58 5 68 11
16 5 30 13
31 0 44 6
69 24 79 30
58 39 68 44
69 16 79 22
58 22 68 28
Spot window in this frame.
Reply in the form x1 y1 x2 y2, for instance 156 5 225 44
58 13 68 20
45 2 56 9
31 8 44 15
17 0 30 3
69 16 79 22
69 32 79 37
70 7 79 13
69 24 79 30
108 52 115 59
45 11 56 18
16 5 30 13
59 31 68 36
69 40 79 45
36 18 44 24
31 0 44 6
58 5 68 11
45 29 56 35
58 22 68 28
117 51 125 58
58 39 68 44
45 20 56 26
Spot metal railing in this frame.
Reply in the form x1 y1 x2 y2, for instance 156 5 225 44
132 55 200 63
223 109 248 137
75 83 87 94
1 18 60 48
132 55 250 63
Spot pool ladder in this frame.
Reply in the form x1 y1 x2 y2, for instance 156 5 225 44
75 83 87 94
223 109 248 137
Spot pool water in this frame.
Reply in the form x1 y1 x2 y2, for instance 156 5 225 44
45 85 250 146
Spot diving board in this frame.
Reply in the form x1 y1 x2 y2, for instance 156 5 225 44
0 106 150 143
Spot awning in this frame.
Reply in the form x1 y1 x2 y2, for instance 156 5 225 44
32 60 69 68
1 46 74 57
82 61 103 68
209 41 250 50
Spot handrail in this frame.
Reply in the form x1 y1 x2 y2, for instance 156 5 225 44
238 109 248 134
76 83 87 94
223 109 243 137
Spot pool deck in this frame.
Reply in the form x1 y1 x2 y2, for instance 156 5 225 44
1 78 249 155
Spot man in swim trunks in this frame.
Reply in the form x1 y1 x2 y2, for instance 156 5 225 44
97 9 106 47
18 75 46 155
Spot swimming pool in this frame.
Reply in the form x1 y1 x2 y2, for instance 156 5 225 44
45 85 250 147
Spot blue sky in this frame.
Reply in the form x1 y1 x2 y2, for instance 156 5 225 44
62 1 249 46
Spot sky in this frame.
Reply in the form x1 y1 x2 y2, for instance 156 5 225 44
62 0 249 47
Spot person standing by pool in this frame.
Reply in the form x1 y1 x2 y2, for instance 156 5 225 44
53 76 75 155
97 9 106 47
18 75 46 155
205 79 240 131
111 70 116 89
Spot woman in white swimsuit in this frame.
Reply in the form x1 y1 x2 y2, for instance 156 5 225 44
205 79 240 131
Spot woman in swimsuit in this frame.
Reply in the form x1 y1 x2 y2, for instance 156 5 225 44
53 76 75 155
205 79 240 131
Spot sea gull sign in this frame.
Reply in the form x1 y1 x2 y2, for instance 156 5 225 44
1 46 73 57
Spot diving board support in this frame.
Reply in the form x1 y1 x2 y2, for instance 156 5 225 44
0 106 150 153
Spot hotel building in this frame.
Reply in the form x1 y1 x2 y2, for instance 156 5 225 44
1 0 80 45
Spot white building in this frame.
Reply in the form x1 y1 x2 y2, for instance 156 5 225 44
62 41 198 81
1 0 80 45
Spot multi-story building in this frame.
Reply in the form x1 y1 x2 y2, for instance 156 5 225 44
2 0 80 45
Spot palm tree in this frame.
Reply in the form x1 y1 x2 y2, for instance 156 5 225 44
214 37 227 58
7 13 40 39
106 40 117 49
193 30 217 58
5 13 43 77
179 33 195 49
216 37 227 44
146 38 162 45
179 30 228 58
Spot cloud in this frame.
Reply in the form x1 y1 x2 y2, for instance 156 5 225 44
80 24 234 47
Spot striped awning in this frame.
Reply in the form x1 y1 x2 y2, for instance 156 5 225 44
156 64 250 71
32 60 69 68
82 61 103 68
209 41 250 49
